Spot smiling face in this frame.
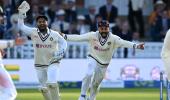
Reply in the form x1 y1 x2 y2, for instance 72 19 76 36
36 18 48 31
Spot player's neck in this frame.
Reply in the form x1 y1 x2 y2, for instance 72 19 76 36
39 28 47 34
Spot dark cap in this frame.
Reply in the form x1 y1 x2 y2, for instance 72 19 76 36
98 20 109 27
36 15 48 21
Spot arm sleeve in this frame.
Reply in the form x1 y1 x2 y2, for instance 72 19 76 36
64 32 91 42
57 33 67 52
114 36 135 48
18 16 34 36
0 40 15 49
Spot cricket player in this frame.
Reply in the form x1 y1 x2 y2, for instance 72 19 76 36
161 29 170 83
18 1 67 100
0 38 25 100
63 20 144 100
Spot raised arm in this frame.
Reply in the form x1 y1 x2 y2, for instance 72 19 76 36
18 16 34 36
63 32 91 42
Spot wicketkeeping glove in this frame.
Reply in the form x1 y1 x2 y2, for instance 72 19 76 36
50 49 65 64
18 1 30 17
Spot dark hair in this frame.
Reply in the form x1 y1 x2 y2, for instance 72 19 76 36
98 20 109 27
36 15 48 21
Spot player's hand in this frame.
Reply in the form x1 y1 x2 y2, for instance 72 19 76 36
136 43 145 50
50 50 65 64
54 50 65 60
15 37 26 46
18 1 30 14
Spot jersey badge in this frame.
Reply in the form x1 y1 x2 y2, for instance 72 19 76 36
50 37 53 41
107 42 111 45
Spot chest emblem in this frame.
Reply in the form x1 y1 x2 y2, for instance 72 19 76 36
107 42 111 45
50 37 53 41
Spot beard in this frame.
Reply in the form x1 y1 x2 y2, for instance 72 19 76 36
100 32 108 38
38 26 47 33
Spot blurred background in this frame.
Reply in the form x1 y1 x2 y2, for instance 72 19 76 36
0 0 170 99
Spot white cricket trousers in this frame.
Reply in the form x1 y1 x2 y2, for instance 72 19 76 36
0 64 17 100
80 57 108 100
162 57 170 81
35 63 60 100
35 63 60 86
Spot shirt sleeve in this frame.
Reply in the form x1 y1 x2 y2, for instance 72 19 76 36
114 35 135 48
64 32 91 42
0 40 15 49
18 16 34 36
57 32 67 52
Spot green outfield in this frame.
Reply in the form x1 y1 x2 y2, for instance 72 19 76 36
16 88 164 100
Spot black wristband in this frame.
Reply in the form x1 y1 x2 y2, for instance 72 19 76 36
64 34 67 40
133 44 136 49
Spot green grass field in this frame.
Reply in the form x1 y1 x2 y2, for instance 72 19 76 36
16 88 165 100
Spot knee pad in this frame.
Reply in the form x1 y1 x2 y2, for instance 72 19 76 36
47 83 59 89
39 86 49 93
46 82 60 100
46 82 60 94
39 86 52 100
92 81 100 88
91 76 102 89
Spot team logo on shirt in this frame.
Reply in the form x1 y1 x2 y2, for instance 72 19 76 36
36 44 52 48
94 46 110 51
107 42 111 45
50 37 53 41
